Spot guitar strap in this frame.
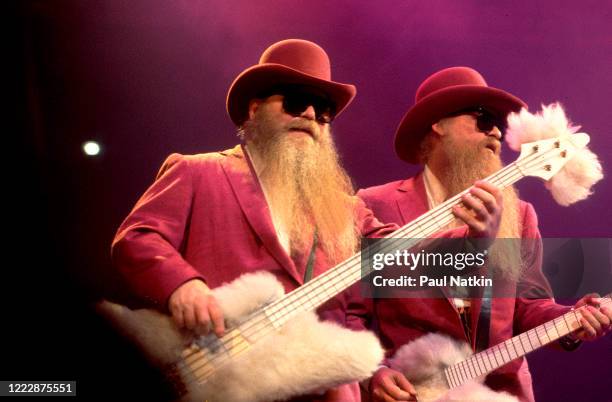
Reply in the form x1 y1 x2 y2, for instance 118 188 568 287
475 278 492 352
303 231 318 283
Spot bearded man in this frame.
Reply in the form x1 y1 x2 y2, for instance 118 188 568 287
347 67 611 402
111 39 406 401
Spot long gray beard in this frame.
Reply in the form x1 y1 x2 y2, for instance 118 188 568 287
440 137 523 281
243 113 358 265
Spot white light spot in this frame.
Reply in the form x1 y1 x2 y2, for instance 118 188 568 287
83 141 101 156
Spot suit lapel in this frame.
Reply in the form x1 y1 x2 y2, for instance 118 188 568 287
395 173 430 224
220 145 303 285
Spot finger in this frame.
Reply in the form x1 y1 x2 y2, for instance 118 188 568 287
381 375 414 400
601 305 612 321
379 392 407 402
194 302 212 335
394 374 417 396
461 193 487 219
382 392 415 402
586 294 602 307
171 305 185 328
584 306 609 334
452 205 472 222
474 180 502 203
452 206 485 233
590 305 611 326
182 305 197 330
469 187 498 215
381 393 395 402
579 316 598 338
371 387 389 402
584 307 603 333
382 393 396 402
194 322 210 336
575 293 600 308
208 297 226 336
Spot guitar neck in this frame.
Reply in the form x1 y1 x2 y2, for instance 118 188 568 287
263 162 526 327
444 295 611 389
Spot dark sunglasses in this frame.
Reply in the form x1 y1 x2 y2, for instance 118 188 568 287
258 85 336 124
447 106 507 141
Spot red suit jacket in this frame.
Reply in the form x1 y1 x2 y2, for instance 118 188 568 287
111 145 396 402
347 173 570 402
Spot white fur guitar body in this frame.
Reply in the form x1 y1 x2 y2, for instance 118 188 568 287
98 272 384 402
390 334 518 402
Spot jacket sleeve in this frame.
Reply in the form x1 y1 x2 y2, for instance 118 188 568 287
111 153 206 309
354 197 399 238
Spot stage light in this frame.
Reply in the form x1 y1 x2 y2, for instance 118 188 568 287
83 141 101 156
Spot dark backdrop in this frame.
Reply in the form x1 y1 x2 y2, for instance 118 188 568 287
11 1 611 401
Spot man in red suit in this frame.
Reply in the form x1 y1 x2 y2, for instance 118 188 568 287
348 67 611 402
111 39 403 401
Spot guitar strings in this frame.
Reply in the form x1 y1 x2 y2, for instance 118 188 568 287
178 143 570 385
449 312 578 385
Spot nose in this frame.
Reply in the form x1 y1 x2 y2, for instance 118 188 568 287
487 126 502 141
300 105 316 121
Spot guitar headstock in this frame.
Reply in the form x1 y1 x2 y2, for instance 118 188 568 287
517 133 590 180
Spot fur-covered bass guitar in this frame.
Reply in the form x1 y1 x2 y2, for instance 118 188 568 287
98 104 601 402
389 294 611 402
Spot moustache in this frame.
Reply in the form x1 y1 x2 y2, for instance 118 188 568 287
482 137 501 155
287 119 319 139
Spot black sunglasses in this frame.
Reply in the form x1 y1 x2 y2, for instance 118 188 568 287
258 85 336 124
447 106 507 141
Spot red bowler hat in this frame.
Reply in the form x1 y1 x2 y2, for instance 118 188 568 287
226 39 357 126
394 66 527 164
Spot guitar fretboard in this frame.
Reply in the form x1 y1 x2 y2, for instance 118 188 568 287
444 295 611 389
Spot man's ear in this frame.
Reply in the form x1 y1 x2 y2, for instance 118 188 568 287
247 99 260 120
431 120 446 137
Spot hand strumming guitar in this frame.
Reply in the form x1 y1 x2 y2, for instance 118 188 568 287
368 367 418 402
168 279 225 336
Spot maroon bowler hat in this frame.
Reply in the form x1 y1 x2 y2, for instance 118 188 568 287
226 39 356 126
394 66 527 164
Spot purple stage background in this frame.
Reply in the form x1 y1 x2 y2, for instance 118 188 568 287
14 1 611 401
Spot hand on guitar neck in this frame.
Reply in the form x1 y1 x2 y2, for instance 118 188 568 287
451 180 503 247
368 367 418 402
568 293 612 341
168 278 226 336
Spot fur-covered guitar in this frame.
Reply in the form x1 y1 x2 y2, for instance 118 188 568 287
98 104 602 402
389 294 611 402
